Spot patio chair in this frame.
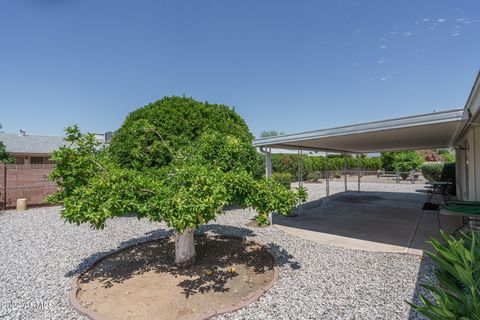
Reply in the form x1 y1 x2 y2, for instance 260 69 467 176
437 200 480 233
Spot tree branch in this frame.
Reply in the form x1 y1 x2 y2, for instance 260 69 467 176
137 188 156 195
146 128 175 155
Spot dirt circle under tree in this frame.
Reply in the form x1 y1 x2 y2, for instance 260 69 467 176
72 235 278 320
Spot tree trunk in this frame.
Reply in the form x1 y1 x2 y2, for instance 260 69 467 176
174 227 196 267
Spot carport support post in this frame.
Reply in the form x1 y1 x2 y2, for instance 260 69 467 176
265 147 273 225
265 147 272 178
344 154 347 191
297 150 303 216
325 152 329 196
357 155 361 192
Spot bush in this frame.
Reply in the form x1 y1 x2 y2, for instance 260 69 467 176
438 149 456 163
381 151 424 172
421 163 456 194
409 230 480 319
400 172 409 180
271 172 292 189
421 163 444 182
392 151 424 172
306 171 322 182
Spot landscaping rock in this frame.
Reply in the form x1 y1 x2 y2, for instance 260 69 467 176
0 205 430 319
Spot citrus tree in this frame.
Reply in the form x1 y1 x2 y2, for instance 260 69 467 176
49 97 306 267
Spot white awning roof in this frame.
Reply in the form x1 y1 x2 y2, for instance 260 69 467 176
253 109 467 153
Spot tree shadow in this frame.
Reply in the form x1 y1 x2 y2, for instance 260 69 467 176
65 228 172 278
68 224 300 298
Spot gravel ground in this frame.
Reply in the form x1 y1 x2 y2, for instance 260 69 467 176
0 204 433 320
296 181 428 202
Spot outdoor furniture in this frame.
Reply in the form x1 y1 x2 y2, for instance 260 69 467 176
426 181 452 202
437 200 480 233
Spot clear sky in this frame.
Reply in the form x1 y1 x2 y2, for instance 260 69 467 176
0 0 479 138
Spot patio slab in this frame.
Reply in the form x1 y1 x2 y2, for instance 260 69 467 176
274 190 463 255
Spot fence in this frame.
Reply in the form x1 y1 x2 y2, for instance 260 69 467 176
0 164 57 210
289 169 431 203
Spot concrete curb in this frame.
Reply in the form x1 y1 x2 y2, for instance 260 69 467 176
69 235 279 320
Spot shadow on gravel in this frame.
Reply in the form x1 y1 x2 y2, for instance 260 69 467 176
71 225 290 298
66 224 301 291
65 228 173 278
407 254 436 319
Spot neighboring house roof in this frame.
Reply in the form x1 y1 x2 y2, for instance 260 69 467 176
0 132 68 154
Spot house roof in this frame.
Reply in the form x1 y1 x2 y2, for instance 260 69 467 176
253 109 467 153
0 132 68 154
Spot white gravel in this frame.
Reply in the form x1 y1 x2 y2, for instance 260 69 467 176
0 204 433 320
295 181 428 202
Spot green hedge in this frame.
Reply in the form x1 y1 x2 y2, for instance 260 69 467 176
267 154 382 180
271 172 292 189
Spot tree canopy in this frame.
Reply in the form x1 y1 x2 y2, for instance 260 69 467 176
108 96 257 173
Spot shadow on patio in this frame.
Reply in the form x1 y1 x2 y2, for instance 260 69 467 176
273 190 463 254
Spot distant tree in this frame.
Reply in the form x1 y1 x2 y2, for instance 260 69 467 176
260 130 285 138
381 151 424 173
0 141 14 164
437 149 455 163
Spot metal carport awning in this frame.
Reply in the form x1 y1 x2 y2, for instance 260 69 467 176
253 109 467 153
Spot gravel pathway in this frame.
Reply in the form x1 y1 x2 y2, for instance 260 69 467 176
0 205 433 320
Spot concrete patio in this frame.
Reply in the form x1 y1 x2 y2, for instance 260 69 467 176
274 189 463 255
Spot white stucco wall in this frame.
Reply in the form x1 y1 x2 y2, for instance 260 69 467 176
455 72 480 201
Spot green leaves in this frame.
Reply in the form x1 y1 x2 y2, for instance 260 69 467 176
0 140 14 164
409 230 480 319
107 96 255 172
49 120 305 232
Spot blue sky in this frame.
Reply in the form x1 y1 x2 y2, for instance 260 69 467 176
0 0 479 138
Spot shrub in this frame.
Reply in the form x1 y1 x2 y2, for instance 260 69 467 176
306 171 322 182
421 163 443 182
271 172 292 189
421 163 456 193
400 172 410 180
438 149 456 163
382 151 424 172
392 151 424 173
408 230 480 319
